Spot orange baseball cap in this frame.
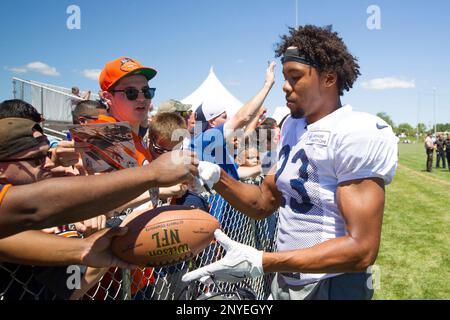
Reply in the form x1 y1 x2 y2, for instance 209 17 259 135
99 56 157 91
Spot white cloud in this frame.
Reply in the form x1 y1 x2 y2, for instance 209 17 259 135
9 66 27 73
7 61 60 76
82 69 101 81
26 61 59 76
362 77 415 90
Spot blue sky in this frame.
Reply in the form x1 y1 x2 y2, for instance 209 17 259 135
0 0 449 127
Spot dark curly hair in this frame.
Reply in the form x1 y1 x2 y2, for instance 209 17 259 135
0 99 43 122
275 25 360 96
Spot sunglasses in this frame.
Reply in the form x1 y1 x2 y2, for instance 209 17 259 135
150 141 172 155
0 151 52 167
110 86 156 101
77 115 100 124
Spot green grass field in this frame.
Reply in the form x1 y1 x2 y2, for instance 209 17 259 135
373 142 450 299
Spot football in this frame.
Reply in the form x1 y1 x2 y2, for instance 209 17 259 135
111 205 220 267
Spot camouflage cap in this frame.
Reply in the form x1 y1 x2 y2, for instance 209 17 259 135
157 99 192 113
0 118 42 160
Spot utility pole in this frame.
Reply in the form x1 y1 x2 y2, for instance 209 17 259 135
295 0 298 29
417 91 420 143
433 87 437 135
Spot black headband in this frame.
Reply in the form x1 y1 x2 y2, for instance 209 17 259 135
281 47 319 68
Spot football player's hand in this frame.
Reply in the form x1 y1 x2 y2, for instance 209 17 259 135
182 229 264 283
188 161 221 193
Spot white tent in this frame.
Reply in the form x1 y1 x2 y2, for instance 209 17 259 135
181 67 243 119
271 106 291 125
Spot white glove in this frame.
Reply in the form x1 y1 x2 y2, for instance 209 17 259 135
188 161 221 193
182 229 264 283
198 161 221 188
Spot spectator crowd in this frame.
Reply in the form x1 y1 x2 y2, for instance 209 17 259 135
0 56 280 300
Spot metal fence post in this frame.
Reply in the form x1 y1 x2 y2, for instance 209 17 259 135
40 86 44 117
120 269 132 300
12 79 16 99
20 81 24 100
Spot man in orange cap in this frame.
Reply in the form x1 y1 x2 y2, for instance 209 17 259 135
97 57 157 165
97 58 161 296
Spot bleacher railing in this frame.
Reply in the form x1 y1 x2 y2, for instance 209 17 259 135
12 77 97 123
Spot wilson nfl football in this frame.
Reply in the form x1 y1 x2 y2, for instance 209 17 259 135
112 205 219 267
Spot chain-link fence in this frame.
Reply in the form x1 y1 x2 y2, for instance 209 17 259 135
0 180 278 300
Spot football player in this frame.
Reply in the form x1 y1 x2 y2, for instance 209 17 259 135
183 25 398 300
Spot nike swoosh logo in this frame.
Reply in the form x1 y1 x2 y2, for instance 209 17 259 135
376 123 388 129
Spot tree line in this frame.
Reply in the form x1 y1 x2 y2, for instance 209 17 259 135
376 112 450 137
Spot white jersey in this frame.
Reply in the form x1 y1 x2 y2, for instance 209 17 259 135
275 105 398 285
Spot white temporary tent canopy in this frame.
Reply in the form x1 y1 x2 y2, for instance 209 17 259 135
181 67 243 119
271 106 291 125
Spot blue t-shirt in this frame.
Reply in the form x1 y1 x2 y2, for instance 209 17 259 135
190 124 239 180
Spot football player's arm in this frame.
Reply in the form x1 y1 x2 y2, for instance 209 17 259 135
214 168 282 220
223 62 275 140
262 177 385 273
